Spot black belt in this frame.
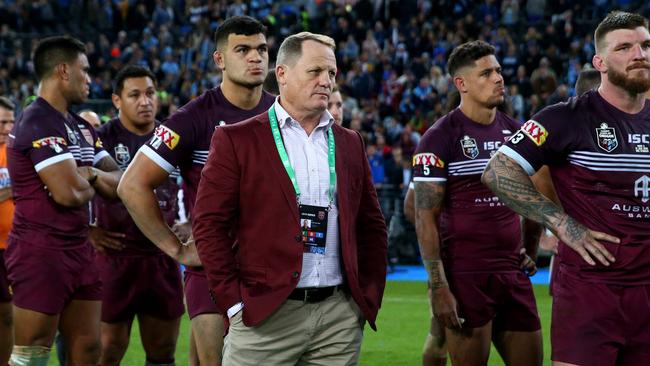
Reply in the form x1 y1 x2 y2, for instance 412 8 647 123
288 285 347 303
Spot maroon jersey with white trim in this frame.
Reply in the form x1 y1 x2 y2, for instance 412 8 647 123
140 86 274 216
94 118 180 256
501 90 650 285
413 108 523 272
7 97 108 250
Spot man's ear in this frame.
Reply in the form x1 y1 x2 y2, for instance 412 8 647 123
592 54 606 73
56 63 70 81
111 93 121 110
453 75 467 94
276 64 288 87
213 50 225 71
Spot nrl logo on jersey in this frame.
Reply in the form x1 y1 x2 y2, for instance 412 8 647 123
596 123 618 152
460 135 479 159
114 143 130 166
64 123 78 145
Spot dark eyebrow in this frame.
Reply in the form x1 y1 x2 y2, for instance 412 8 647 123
233 42 268 50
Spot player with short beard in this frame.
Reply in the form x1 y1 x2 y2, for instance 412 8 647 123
483 11 650 366
93 65 184 366
5 36 121 366
118 17 275 366
414 40 543 366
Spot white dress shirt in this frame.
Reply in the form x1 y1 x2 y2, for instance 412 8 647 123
227 99 344 318
273 99 344 289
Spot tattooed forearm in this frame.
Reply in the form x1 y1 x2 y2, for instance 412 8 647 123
423 259 448 289
96 155 120 172
482 152 565 230
414 181 447 282
414 182 445 209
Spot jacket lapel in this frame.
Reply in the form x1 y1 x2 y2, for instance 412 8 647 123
254 117 300 223
332 126 349 242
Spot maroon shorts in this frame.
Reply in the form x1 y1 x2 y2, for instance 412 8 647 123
5 242 102 314
551 270 650 365
97 253 184 323
0 249 10 302
184 270 219 319
447 271 540 331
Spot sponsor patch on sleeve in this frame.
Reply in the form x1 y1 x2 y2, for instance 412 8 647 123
520 120 548 146
412 153 444 168
150 125 180 150
32 136 67 153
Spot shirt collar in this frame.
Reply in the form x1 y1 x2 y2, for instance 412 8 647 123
273 96 335 131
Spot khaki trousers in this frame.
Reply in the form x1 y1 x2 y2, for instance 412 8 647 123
222 289 364 366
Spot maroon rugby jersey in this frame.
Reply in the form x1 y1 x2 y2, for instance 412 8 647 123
413 108 522 272
139 87 274 273
7 97 108 250
140 87 275 216
94 118 180 256
501 90 650 285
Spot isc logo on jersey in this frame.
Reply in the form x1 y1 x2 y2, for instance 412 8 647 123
512 120 548 146
32 136 67 153
413 153 444 168
151 125 180 150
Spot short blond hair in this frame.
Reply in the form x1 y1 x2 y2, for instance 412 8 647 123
277 32 336 66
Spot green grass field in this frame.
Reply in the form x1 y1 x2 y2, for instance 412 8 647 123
48 281 552 366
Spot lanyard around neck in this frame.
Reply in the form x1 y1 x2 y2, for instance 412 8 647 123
268 107 336 205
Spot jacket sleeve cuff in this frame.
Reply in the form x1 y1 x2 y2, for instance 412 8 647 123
227 302 244 318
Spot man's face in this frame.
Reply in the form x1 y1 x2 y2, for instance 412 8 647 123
64 53 91 105
328 90 344 125
113 76 158 128
458 55 505 109
600 27 650 95
215 33 268 89
0 106 15 145
277 40 337 116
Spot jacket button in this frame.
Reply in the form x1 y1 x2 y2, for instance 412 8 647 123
292 272 299 278
295 234 302 242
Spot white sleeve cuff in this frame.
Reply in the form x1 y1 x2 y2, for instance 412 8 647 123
498 146 536 176
93 150 110 166
138 145 176 173
34 153 74 172
227 302 244 318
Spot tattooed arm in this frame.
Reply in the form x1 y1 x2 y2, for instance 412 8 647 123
482 152 618 266
415 181 462 329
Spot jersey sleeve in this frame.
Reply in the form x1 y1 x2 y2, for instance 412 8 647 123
139 109 196 173
499 103 576 175
24 121 74 172
412 123 451 182
90 124 110 166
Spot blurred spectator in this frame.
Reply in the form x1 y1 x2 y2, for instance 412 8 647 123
575 68 601 95
531 57 558 102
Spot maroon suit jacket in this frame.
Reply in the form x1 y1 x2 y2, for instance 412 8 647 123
193 110 387 330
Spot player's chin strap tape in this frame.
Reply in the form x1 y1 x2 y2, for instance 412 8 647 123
9 345 51 366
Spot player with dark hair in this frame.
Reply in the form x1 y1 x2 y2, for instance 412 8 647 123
414 40 543 366
484 11 650 366
0 96 15 366
118 16 274 366
575 68 602 95
5 35 121 366
92 65 184 366
328 85 344 125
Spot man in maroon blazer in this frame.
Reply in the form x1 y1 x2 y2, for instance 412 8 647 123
193 32 388 365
